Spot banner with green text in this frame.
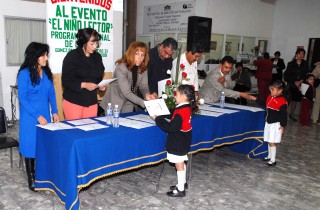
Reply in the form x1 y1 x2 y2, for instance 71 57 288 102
47 0 114 73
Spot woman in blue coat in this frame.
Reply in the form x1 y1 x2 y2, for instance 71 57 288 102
17 42 59 191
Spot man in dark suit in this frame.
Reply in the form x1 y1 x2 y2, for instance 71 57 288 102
271 51 286 82
148 38 178 98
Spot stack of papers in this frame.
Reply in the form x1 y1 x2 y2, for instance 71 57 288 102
76 124 109 131
199 110 224 117
126 114 155 124
216 103 264 112
120 118 155 129
37 122 74 131
200 105 239 114
95 116 155 129
67 118 108 131
67 119 97 126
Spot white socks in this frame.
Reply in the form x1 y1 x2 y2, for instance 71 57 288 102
270 146 276 162
177 170 186 191
184 164 187 184
267 145 271 158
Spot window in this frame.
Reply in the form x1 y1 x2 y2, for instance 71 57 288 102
136 34 154 50
242 36 255 54
225 35 241 60
202 33 224 63
5 17 46 66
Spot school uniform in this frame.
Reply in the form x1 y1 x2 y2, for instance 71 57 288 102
256 94 288 165
155 102 192 195
155 103 192 162
257 95 288 143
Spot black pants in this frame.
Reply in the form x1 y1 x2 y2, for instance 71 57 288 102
272 73 282 83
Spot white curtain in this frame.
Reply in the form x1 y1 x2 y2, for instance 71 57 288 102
5 18 46 65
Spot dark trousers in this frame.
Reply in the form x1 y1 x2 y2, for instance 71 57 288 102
272 73 282 82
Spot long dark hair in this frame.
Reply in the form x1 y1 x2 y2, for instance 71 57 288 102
18 42 53 86
177 85 197 112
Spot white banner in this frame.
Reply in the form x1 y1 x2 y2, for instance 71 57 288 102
46 0 114 73
143 1 195 34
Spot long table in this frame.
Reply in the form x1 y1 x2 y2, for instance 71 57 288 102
35 105 267 210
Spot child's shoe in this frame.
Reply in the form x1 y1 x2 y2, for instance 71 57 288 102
169 183 188 191
261 157 270 161
167 189 186 197
266 160 276 166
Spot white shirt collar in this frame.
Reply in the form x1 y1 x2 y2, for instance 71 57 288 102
176 102 189 107
219 68 224 76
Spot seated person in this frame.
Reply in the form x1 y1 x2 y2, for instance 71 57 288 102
231 62 252 105
199 56 251 102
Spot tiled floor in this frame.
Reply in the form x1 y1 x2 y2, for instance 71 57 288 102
0 117 319 210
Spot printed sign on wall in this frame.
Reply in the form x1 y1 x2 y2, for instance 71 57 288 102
143 1 195 34
47 0 114 73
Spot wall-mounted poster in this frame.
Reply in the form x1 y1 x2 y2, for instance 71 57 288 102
143 1 195 33
210 41 217 51
47 0 114 73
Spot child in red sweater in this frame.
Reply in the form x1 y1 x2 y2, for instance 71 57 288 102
152 85 197 197
251 80 288 166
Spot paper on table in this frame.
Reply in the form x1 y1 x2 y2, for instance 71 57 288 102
67 119 97 126
94 116 107 123
37 122 74 131
212 103 264 112
98 78 117 87
158 78 171 97
119 118 155 129
144 99 170 116
301 83 309 96
126 114 155 124
200 106 239 114
199 110 224 117
76 123 108 131
94 117 155 129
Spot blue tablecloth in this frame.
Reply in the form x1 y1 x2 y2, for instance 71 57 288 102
35 107 266 210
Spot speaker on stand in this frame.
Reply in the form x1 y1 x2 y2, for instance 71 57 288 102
187 16 212 52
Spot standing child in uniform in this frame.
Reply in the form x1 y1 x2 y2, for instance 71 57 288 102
299 73 316 126
251 80 288 166
152 85 197 197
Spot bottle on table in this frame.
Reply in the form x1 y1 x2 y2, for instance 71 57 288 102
220 91 225 108
113 104 120 128
106 103 113 125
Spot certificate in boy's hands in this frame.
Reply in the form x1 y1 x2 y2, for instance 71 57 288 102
98 78 117 87
144 99 170 116
300 83 309 96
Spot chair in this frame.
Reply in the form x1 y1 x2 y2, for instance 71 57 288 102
0 107 19 168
